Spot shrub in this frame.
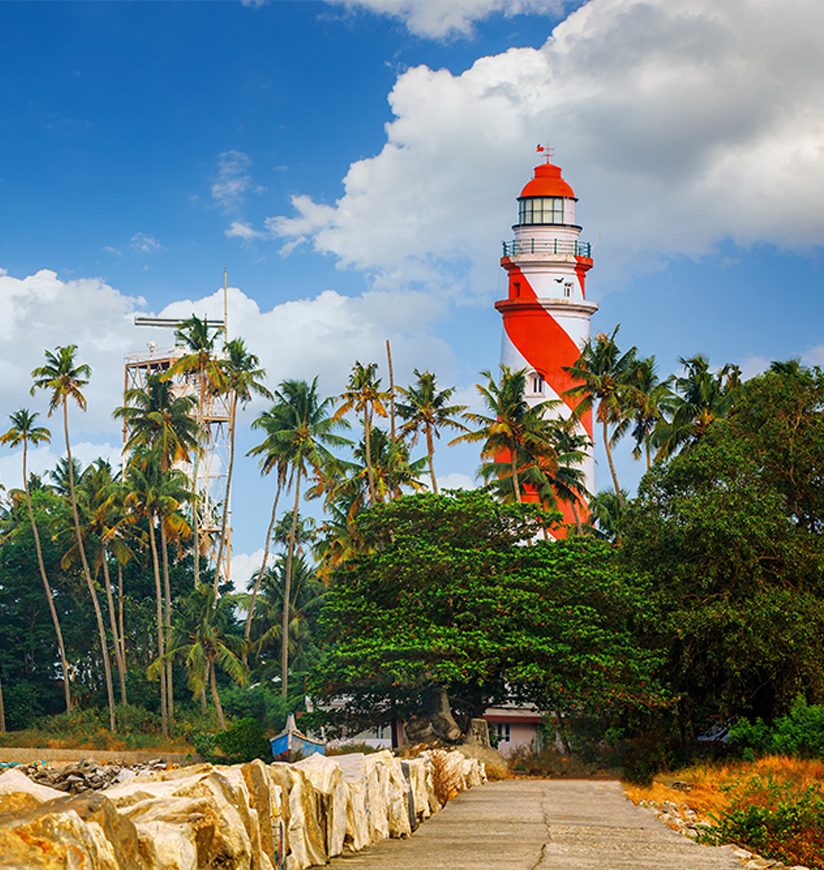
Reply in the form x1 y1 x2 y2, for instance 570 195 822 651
712 776 824 868
213 718 271 764
221 684 289 732
729 697 824 760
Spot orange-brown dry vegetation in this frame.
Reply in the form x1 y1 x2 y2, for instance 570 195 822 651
624 756 824 821
625 756 824 869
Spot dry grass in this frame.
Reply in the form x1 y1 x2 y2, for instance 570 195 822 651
625 756 824 823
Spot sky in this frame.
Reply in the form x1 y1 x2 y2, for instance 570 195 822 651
1 0 823 584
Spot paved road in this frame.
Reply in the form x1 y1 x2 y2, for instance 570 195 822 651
332 779 744 869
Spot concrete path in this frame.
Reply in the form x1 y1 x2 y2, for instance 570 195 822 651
332 779 743 869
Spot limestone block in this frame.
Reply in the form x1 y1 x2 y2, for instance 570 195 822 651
0 769 64 806
267 763 326 870
327 753 369 853
363 750 411 840
294 754 347 858
403 758 434 823
106 766 254 869
241 760 285 869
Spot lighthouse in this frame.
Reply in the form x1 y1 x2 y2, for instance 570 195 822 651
494 150 598 532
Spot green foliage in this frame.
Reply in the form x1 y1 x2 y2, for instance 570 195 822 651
709 776 824 869
213 717 271 764
311 491 666 736
623 364 824 727
729 697 824 760
221 684 289 733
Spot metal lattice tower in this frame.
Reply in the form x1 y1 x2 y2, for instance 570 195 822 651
122 281 232 585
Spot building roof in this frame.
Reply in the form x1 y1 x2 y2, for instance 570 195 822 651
519 162 576 199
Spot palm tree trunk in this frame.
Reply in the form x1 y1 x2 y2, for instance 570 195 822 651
645 436 652 472
210 658 226 729
0 668 5 732
22 441 72 713
386 339 396 441
364 409 376 504
63 400 117 732
192 370 205 588
244 476 282 660
148 510 168 738
426 424 438 494
602 418 624 507
160 523 173 720
570 499 583 535
213 392 237 595
101 548 127 706
510 451 522 502
281 469 302 699
117 562 126 676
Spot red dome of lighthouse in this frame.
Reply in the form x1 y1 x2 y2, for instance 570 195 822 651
519 163 576 199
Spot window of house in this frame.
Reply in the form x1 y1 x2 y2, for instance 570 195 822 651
496 722 511 742
531 373 544 394
513 281 521 298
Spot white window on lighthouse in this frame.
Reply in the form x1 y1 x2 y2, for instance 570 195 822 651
529 372 545 395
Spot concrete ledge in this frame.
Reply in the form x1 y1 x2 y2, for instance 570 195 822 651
0 747 197 765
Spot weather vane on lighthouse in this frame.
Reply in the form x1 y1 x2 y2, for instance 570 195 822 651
535 143 555 164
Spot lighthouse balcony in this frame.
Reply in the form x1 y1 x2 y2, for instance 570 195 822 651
502 238 591 258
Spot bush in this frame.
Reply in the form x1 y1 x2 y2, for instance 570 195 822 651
213 718 271 764
729 697 824 759
221 684 288 732
712 776 824 868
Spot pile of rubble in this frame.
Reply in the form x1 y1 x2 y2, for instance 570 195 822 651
0 748 486 869
12 758 171 794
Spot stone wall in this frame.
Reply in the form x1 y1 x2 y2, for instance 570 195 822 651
0 749 486 869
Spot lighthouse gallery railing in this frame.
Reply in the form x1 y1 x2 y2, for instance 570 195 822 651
502 239 591 258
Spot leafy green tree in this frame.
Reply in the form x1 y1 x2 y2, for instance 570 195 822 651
311 492 664 740
1 410 72 712
623 365 824 727
397 370 467 493
563 327 638 506
31 346 117 731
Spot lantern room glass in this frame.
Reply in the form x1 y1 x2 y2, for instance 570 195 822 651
518 197 564 225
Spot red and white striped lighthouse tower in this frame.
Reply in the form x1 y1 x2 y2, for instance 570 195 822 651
495 148 598 532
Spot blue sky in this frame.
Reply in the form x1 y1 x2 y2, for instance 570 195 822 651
1 0 823 578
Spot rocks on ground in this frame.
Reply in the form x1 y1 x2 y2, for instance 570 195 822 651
0 748 487 869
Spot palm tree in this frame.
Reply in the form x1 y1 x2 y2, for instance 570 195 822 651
150 583 246 729
624 356 673 472
244 402 291 658
125 454 191 736
213 338 271 594
563 327 638 507
450 366 556 502
264 378 349 697
115 374 198 471
655 355 738 459
397 370 467 493
31 346 117 731
333 362 389 504
586 488 629 544
0 410 72 712
164 316 226 587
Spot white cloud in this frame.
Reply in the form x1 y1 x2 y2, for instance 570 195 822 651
129 232 163 253
0 441 122 493
0 267 453 453
803 344 824 367
212 150 254 212
331 0 565 38
738 354 770 382
102 245 122 257
437 471 476 490
267 0 824 295
230 549 267 594
225 220 266 242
